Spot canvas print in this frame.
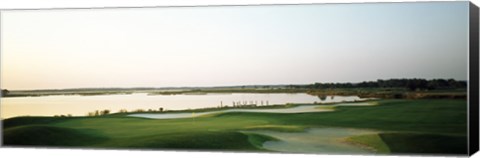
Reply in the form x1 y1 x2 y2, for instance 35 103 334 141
0 1 475 156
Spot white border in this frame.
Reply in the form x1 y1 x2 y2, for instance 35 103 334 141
0 0 470 10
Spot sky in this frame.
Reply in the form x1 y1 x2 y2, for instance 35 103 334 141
0 2 470 90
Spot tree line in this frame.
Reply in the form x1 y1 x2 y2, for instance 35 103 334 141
289 78 467 91
87 109 111 117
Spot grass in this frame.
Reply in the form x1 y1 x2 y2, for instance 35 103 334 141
379 132 467 155
2 99 468 154
243 125 307 132
3 125 107 146
276 99 467 134
245 133 279 150
3 116 77 129
346 134 390 154
108 131 262 150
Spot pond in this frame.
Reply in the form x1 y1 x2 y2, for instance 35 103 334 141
1 93 366 119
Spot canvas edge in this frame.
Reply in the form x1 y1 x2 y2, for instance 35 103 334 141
469 1 480 156
0 10 4 147
0 1 476 157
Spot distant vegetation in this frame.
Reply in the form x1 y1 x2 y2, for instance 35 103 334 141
0 87 136 97
295 78 466 91
1 78 467 100
1 89 9 97
300 79 467 99
87 110 111 117
84 103 287 117
54 114 72 117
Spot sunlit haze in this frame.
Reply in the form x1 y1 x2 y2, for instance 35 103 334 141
1 2 469 90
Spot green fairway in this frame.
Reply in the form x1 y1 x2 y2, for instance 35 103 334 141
379 132 467 154
346 134 390 153
2 99 467 155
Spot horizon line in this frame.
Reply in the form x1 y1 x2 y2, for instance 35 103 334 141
2 77 466 91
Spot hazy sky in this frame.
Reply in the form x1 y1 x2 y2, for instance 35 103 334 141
1 2 469 90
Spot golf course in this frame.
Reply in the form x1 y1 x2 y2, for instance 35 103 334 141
2 98 468 155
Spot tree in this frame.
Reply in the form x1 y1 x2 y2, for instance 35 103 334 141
1 89 9 97
406 79 428 91
134 109 145 113
100 109 110 115
318 95 327 101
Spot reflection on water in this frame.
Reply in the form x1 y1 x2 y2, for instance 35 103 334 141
1 93 364 118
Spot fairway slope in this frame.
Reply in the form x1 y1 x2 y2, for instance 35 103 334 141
3 125 107 146
379 133 467 155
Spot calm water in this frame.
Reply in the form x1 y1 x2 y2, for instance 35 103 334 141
1 93 364 119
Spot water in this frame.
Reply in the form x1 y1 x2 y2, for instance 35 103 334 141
1 93 364 119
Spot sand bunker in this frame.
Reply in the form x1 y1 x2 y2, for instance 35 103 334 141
128 102 376 119
128 105 333 119
244 127 379 154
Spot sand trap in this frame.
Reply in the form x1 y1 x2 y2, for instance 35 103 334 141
128 105 334 119
244 127 379 154
128 101 376 119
